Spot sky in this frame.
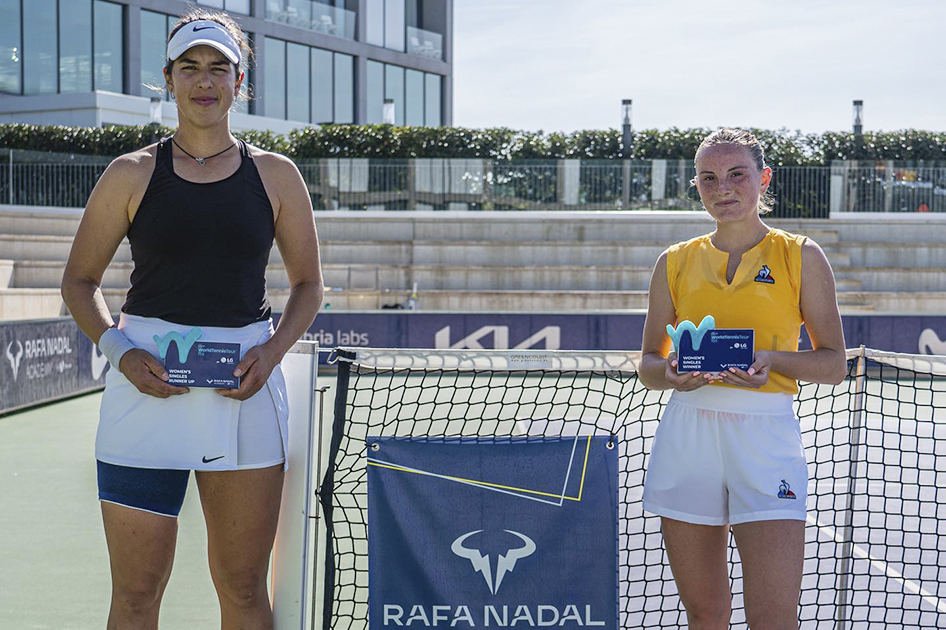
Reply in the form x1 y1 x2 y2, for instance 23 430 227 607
453 0 945 134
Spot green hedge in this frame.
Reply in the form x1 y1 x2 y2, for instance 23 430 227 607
1 123 944 165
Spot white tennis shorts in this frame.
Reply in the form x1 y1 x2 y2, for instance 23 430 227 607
97 314 287 471
642 386 807 526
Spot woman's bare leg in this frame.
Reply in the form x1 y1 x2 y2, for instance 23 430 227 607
101 502 178 630
661 517 732 630
196 465 284 630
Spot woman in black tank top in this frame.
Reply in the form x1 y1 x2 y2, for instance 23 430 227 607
61 8 323 628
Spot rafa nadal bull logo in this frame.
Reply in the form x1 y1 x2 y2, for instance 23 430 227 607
451 530 536 595
5 340 24 382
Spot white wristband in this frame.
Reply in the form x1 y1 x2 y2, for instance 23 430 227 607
98 327 136 370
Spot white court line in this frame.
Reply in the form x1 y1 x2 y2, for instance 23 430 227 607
367 458 564 507
808 514 946 614
367 435 583 508
554 435 581 507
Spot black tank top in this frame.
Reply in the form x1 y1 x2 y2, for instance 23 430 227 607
122 139 274 327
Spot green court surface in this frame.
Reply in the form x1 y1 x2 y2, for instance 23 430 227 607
0 392 220 629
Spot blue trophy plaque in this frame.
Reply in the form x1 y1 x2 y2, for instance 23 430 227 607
667 316 754 374
153 328 240 389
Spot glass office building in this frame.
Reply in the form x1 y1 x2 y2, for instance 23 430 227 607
0 0 452 132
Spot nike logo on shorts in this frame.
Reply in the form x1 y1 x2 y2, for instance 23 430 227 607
202 455 225 463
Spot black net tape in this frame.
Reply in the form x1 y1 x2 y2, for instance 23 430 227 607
319 351 946 629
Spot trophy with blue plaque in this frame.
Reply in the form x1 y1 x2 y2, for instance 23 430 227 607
154 328 241 389
666 315 754 374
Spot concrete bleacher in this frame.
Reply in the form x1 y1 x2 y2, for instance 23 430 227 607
1 205 944 319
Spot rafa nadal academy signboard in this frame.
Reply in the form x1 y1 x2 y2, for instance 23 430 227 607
366 436 618 628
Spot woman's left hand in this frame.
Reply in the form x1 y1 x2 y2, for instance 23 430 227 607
218 343 280 401
717 350 773 389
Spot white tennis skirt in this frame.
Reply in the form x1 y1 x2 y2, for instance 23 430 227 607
96 313 289 471
642 385 807 526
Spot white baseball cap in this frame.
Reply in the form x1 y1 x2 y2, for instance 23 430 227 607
167 20 242 66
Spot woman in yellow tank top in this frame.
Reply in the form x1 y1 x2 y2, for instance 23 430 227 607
640 128 846 630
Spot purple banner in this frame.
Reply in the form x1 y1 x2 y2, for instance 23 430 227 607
3 314 944 414
297 313 946 358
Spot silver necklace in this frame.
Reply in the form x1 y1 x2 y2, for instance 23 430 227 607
171 137 236 166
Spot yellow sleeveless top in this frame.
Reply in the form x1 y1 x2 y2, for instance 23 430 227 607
666 227 806 394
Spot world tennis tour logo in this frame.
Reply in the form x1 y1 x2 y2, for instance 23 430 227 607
451 530 536 595
754 265 775 284
919 328 946 355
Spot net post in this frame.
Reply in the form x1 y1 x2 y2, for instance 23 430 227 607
309 383 331 630
836 345 867 630
318 348 356 630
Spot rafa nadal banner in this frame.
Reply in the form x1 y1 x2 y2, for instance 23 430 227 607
366 436 618 628
0 318 109 415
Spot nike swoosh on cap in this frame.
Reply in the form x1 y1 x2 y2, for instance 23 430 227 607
193 25 217 32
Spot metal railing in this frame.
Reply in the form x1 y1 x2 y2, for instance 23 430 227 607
265 0 356 40
407 26 443 60
0 149 112 208
2 148 945 217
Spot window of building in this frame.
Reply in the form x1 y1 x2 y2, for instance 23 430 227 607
141 10 172 100
311 48 333 123
93 1 124 93
366 60 384 124
264 37 286 119
366 60 441 127
59 0 93 93
365 0 384 46
384 0 406 52
286 43 309 123
424 72 441 126
266 0 355 39
366 0 406 51
196 0 249 14
266 37 354 124
0 0 21 94
405 69 423 126
333 53 353 124
23 0 58 95
384 64 404 125
4 0 125 96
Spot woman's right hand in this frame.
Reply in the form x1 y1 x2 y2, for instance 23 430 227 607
118 349 190 399
664 352 716 392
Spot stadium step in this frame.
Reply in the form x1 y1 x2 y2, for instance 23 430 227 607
0 234 132 263
0 208 843 246
13 260 658 292
318 289 654 311
835 278 863 292
8 285 946 320
0 234 866 273
9 258 866 295
0 207 83 236
833 242 946 268
836 268 946 292
1 207 942 318
316 240 673 268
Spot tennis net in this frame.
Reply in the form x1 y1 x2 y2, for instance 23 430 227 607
317 347 946 630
